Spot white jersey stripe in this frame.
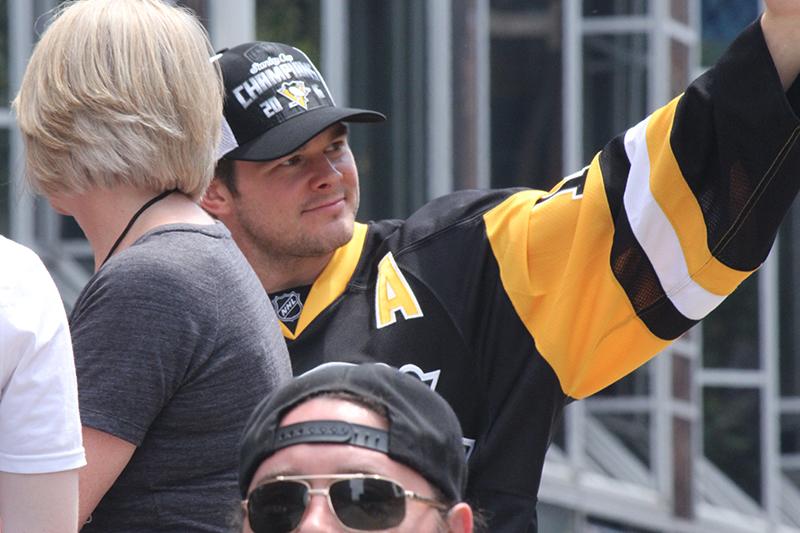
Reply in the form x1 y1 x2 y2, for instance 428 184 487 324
622 118 726 320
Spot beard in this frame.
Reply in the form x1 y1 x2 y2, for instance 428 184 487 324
235 208 355 260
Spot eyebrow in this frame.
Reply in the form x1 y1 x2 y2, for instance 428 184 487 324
331 122 349 138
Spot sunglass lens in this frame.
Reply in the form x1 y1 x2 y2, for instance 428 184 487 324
248 481 308 533
329 478 406 530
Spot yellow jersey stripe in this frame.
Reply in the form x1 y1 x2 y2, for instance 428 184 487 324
485 165 666 398
285 222 368 340
645 97 754 296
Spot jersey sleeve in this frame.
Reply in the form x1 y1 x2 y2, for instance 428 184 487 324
483 20 800 399
0 242 86 474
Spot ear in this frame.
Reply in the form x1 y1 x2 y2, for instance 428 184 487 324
446 503 473 533
201 178 233 219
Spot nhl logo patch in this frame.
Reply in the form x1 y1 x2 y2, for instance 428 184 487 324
272 291 303 322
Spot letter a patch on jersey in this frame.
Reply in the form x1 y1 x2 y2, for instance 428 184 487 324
375 252 423 329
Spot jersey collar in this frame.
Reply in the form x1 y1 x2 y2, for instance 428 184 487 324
280 222 368 339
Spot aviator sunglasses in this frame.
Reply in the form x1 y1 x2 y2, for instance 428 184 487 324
244 473 450 532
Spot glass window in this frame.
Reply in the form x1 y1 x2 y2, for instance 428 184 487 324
672 353 691 400
0 129 9 236
670 0 690 24
595 412 651 468
0 0 7 236
583 0 648 17
702 274 759 369
781 413 800 455
550 412 566 450
582 33 648 161
60 215 85 240
177 1 207 23
491 0 552 11
669 39 689 98
537 503 574 533
672 416 692 517
703 387 762 502
490 0 563 190
787 469 800 489
779 204 800 396
256 0 320 64
0 0 8 106
701 0 760 66
349 0 427 220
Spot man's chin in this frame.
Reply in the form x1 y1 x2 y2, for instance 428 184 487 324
296 223 354 257
324 215 355 241
325 224 355 250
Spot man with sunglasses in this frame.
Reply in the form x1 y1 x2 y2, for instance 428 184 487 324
206 3 800 531
238 363 476 533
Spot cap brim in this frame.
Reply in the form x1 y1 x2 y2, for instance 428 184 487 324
223 107 385 161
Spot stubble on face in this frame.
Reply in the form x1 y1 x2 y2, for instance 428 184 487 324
233 184 359 261
227 123 361 267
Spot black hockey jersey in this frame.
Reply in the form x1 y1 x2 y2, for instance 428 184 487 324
271 22 800 532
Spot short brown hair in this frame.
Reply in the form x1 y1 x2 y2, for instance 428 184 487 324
214 158 239 196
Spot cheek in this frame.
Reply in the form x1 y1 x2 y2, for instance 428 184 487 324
401 507 443 532
245 186 295 220
341 164 360 194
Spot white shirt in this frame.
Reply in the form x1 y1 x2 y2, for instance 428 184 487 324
0 236 85 474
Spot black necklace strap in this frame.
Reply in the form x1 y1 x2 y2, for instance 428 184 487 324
101 188 178 268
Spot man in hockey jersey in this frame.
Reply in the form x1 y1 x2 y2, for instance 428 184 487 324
203 4 800 530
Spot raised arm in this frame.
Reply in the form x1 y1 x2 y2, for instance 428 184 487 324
762 0 800 89
483 14 800 399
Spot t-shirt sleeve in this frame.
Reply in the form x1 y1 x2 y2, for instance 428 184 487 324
0 243 86 474
70 259 214 445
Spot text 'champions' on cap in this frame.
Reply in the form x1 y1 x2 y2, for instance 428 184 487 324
214 42 385 161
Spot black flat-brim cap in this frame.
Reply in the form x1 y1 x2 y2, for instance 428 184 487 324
216 41 385 161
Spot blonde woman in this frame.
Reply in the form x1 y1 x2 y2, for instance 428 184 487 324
13 1 291 530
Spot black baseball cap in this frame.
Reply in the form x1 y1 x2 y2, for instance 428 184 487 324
214 42 385 161
239 363 467 503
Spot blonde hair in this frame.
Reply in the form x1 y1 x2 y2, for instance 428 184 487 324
13 0 223 198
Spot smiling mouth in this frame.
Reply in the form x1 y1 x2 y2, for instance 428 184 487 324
303 197 346 213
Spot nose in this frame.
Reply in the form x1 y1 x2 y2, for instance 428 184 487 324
307 153 342 191
296 492 341 532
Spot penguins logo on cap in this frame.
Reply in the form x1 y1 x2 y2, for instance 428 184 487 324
277 80 311 110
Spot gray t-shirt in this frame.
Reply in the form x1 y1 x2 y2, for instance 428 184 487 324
71 223 291 532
